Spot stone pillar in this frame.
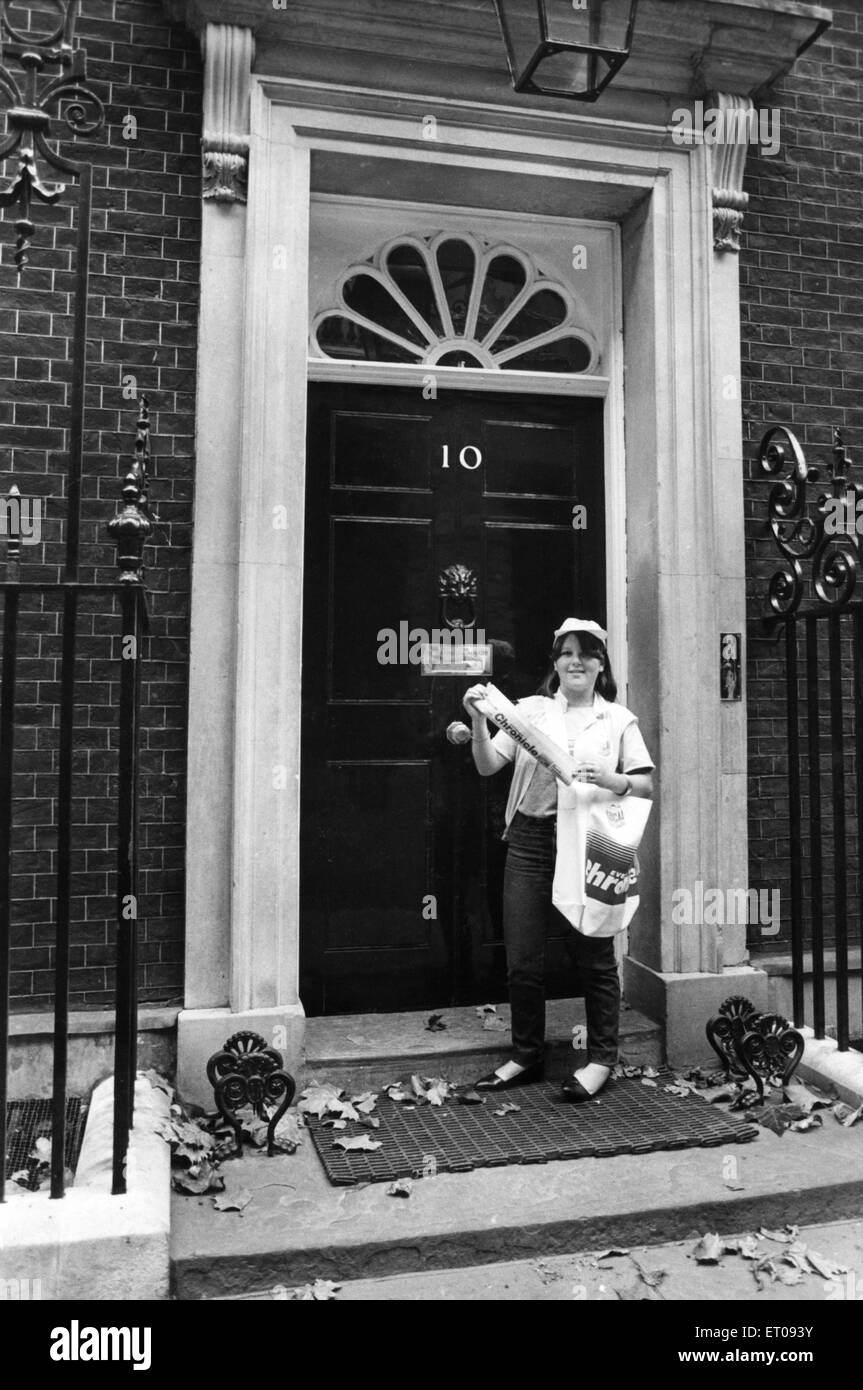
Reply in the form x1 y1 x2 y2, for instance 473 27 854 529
623 95 768 1064
178 26 305 1103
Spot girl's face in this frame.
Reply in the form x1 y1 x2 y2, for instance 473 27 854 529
555 635 603 700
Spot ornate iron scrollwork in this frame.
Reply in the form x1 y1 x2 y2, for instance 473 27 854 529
761 424 861 616
205 1030 296 1157
0 0 105 271
705 994 760 1076
438 563 477 630
737 1013 805 1105
705 996 803 1106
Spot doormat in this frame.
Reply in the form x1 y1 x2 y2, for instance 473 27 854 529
4 1097 87 1183
306 1078 760 1187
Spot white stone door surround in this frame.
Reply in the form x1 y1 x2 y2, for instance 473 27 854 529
178 65 759 1098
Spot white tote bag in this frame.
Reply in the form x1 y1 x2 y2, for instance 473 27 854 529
553 792 652 938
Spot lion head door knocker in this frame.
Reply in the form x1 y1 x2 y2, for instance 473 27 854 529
438 563 477 630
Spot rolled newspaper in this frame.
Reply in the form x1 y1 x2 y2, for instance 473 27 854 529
474 683 577 786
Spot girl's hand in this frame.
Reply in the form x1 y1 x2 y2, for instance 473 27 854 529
463 684 490 718
576 762 606 787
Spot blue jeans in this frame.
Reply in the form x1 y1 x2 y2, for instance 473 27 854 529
503 811 620 1068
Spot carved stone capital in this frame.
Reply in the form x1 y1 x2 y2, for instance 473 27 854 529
201 23 254 204
202 147 249 202
707 92 754 255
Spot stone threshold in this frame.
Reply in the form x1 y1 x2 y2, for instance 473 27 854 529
301 998 663 1089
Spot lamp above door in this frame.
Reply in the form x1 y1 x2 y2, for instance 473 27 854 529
493 0 640 102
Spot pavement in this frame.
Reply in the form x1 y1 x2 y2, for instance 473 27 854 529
171 1002 863 1302
251 1215 863 1302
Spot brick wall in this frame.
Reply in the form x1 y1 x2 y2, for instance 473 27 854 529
0 0 201 1009
741 4 863 950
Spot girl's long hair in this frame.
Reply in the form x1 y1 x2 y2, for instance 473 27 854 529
537 631 617 701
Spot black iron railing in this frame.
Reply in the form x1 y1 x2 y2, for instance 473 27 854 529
759 424 863 1051
0 0 150 1199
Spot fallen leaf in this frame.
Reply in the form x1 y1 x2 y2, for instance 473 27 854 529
140 1069 174 1098
350 1093 378 1115
332 1134 382 1152
385 1083 413 1103
356 1115 381 1130
493 1101 521 1116
789 1113 823 1132
321 1118 347 1130
782 1252 810 1273
213 1188 252 1212
700 1084 742 1104
759 1225 799 1243
593 1248 631 1260
240 1115 271 1148
426 1013 447 1032
297 1084 344 1118
757 1107 787 1137
631 1256 667 1290
642 1066 660 1079
457 1089 485 1105
424 1078 451 1107
664 1084 692 1097
640 1077 658 1088
804 1249 847 1280
832 1101 863 1127
156 1117 214 1164
387 1178 413 1198
32 1136 51 1159
291 1279 341 1301
476 1004 498 1017
738 1235 762 1259
298 1085 359 1122
783 1082 832 1112
691 1233 724 1264
271 1112 303 1153
410 1074 450 1106
533 1260 563 1285
775 1263 803 1286
172 1162 225 1195
482 1013 508 1031
753 1258 776 1290
778 1103 808 1122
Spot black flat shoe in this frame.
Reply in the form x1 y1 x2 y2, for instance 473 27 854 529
473 1061 544 1091
561 1073 609 1103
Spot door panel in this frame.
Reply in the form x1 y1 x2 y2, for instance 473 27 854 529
301 383 604 1015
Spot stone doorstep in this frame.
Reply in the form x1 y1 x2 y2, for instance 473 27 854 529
173 1022 863 1300
300 998 663 1091
170 1095 863 1301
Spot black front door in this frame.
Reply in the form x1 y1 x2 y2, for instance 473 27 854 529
301 382 605 1015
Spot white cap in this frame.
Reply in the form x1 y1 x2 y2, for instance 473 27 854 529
553 617 608 642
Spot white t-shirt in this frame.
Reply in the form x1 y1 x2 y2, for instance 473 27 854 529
490 690 654 837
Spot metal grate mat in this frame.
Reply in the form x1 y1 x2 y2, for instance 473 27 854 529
307 1077 760 1186
4 1097 87 1182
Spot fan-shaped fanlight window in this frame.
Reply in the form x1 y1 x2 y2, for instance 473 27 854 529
313 232 597 375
